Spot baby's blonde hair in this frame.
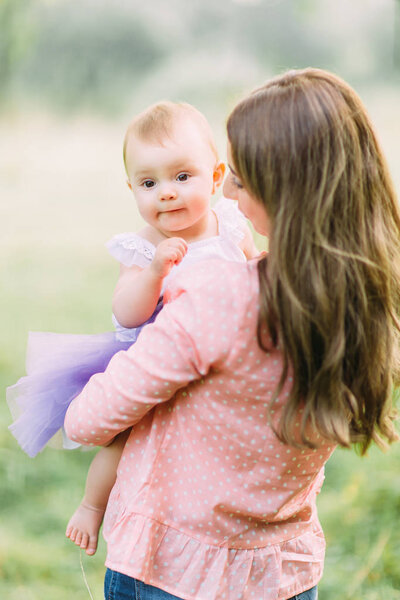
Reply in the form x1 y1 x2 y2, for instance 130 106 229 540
123 101 218 174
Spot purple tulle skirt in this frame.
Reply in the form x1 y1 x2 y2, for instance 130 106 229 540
7 305 162 458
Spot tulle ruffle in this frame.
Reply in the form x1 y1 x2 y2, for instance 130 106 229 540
7 331 133 457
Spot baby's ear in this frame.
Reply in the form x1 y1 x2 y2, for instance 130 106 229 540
212 162 226 193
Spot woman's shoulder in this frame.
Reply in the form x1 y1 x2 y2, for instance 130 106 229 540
164 258 260 307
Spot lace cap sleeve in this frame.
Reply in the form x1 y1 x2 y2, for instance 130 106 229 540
106 233 155 268
213 197 246 245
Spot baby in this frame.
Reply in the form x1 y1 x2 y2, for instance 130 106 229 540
64 101 259 554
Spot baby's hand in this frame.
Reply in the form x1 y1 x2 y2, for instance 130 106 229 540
151 237 188 279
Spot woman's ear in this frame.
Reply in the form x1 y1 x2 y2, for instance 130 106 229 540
212 162 226 194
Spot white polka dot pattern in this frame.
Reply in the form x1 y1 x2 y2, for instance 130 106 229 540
64 260 335 600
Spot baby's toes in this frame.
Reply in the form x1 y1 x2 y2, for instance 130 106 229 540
80 533 89 549
74 530 83 547
86 534 98 556
67 527 77 542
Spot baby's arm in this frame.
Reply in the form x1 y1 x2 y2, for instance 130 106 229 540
113 237 188 328
66 429 130 555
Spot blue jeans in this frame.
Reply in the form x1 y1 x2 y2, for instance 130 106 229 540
104 568 318 600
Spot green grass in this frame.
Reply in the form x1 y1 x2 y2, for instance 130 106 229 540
320 444 400 598
0 249 111 600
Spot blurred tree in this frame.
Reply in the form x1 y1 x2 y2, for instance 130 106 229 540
1 0 398 114
15 2 163 113
395 0 400 73
227 1 333 73
0 0 36 105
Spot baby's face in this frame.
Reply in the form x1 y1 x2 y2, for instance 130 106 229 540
125 118 220 237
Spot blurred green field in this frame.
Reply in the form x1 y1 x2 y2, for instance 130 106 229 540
2 104 400 599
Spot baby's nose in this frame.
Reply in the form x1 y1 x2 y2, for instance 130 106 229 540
159 184 177 201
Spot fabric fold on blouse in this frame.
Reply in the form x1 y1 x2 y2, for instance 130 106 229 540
103 486 326 600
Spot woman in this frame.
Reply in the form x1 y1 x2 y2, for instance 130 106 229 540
65 68 400 600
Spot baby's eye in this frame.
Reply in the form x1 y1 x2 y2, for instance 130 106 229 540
177 173 189 182
143 180 155 189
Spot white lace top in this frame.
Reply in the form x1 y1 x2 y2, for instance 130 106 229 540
106 197 247 342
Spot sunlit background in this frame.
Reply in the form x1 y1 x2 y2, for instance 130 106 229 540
1 1 400 599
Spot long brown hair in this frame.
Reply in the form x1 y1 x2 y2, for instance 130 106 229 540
227 68 400 453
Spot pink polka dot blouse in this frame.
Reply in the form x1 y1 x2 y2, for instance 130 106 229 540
64 259 335 600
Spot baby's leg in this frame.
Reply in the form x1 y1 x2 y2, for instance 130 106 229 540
66 429 130 555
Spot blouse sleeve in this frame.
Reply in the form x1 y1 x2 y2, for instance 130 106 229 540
64 260 248 446
106 233 155 269
213 197 246 245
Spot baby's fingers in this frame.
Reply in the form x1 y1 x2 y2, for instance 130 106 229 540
153 237 188 275
168 237 188 255
171 246 187 265
163 249 183 267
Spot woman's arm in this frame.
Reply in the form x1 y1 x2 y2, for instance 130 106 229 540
112 237 188 328
64 261 246 446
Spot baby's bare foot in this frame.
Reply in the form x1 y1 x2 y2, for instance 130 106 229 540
66 501 105 556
